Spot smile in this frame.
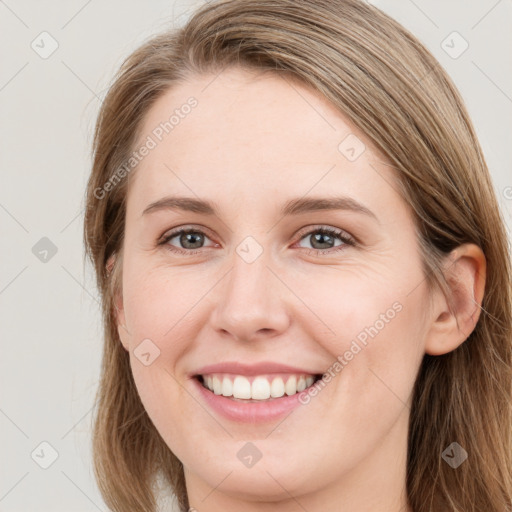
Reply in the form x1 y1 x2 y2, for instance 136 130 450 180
197 373 321 401
192 371 323 423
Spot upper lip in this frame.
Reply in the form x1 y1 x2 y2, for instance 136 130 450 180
191 361 322 377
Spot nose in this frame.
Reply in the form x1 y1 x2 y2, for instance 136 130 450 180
209 250 291 343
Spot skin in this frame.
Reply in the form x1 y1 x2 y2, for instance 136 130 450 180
114 67 486 512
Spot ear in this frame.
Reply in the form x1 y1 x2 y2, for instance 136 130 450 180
106 253 130 352
424 243 486 356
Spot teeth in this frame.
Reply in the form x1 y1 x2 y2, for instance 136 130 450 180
285 375 297 396
221 376 233 397
270 377 285 398
233 376 252 399
201 373 317 400
212 376 222 395
251 377 271 400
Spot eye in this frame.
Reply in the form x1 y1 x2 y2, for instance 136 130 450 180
294 226 355 255
158 226 218 255
158 225 355 256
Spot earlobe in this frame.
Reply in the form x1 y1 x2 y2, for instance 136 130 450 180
424 243 486 356
106 253 116 276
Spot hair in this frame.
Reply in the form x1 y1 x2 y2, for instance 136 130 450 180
83 0 512 511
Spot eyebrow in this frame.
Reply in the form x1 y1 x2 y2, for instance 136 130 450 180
142 195 378 221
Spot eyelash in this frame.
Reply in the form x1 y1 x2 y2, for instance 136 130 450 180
157 225 356 257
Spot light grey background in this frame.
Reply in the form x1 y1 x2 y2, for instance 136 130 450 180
1 1 511 511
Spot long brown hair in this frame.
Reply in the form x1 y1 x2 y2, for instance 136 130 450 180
83 1 512 510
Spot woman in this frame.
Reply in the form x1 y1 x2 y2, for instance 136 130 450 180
83 0 512 511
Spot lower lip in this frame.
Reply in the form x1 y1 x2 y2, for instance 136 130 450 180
192 377 308 423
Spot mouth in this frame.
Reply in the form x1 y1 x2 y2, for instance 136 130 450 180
194 373 323 402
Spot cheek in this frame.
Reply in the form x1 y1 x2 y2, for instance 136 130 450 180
292 263 427 402
122 265 203 342
290 260 425 345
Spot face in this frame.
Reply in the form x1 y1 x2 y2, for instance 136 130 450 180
115 67 431 508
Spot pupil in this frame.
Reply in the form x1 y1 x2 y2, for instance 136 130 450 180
182 232 203 249
312 233 333 249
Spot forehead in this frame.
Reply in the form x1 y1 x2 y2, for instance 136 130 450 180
127 66 399 213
